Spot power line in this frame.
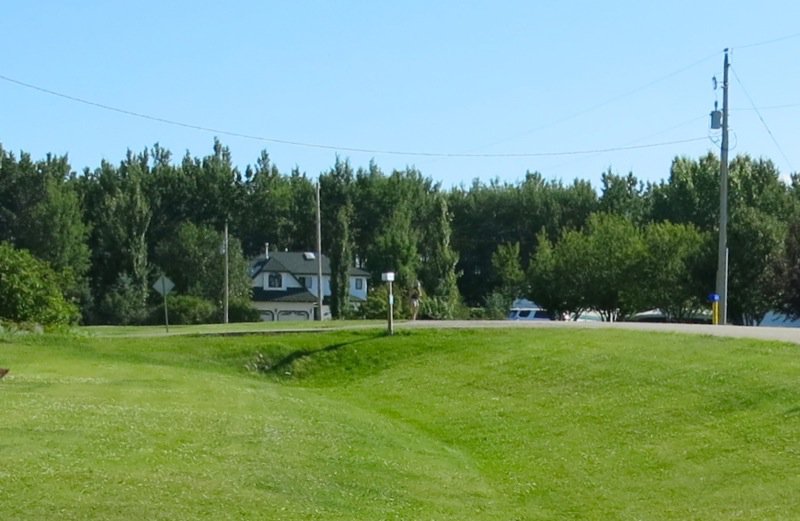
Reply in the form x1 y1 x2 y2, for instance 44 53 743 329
2 31 798 163
0 72 707 159
733 102 800 111
735 30 800 50
546 114 709 174
465 50 723 153
730 65 796 172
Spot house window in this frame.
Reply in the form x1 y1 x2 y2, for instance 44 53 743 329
268 273 282 288
298 276 313 289
355 278 364 290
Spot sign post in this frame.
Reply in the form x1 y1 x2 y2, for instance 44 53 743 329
381 272 395 335
153 275 175 332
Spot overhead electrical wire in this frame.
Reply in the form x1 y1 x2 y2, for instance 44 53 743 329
2 29 799 163
730 65 795 172
735 30 800 50
461 50 724 153
732 102 800 111
0 72 707 159
546 114 710 174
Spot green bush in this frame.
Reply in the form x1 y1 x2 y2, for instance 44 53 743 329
360 286 390 319
468 307 488 320
0 242 79 325
419 296 458 320
152 295 216 325
483 291 511 320
227 299 261 323
97 274 149 325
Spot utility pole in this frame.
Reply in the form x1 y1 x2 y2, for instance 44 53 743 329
316 181 324 321
715 48 730 325
223 219 229 324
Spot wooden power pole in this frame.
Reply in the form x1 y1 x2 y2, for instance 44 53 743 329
715 48 730 324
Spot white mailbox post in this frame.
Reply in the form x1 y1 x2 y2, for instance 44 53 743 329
381 272 395 335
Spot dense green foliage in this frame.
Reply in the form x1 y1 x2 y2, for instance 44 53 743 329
153 221 251 305
454 155 797 323
3 327 800 519
151 294 216 325
0 242 78 325
2 138 800 324
530 215 710 321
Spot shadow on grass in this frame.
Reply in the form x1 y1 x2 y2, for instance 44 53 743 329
250 332 388 377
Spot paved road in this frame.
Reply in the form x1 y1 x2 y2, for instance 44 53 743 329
396 319 800 345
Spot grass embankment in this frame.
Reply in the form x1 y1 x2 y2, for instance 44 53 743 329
2 327 800 520
81 319 379 337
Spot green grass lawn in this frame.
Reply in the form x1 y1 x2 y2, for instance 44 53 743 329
80 319 380 337
2 327 800 520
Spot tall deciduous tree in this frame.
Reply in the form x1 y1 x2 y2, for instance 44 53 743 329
578 213 645 320
369 206 419 289
727 206 784 325
321 157 355 318
154 222 251 307
529 228 589 319
240 150 292 255
82 154 152 323
530 214 644 321
491 242 525 304
450 174 598 306
776 218 800 319
651 154 720 230
599 170 651 226
725 156 788 324
640 221 709 320
0 150 90 307
418 194 460 302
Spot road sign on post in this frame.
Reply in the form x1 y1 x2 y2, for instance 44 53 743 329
153 275 175 332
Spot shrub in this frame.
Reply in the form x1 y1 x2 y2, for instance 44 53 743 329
419 296 458 320
97 274 149 325
152 295 216 325
227 299 261 323
468 307 488 320
483 291 511 320
360 285 390 319
0 242 78 325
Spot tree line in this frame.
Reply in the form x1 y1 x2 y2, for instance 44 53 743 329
1 139 800 326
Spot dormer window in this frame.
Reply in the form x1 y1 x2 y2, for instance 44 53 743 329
268 273 282 288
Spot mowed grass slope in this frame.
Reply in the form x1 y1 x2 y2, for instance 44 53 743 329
2 328 800 520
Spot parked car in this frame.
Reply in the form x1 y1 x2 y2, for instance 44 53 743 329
507 307 553 321
626 309 711 324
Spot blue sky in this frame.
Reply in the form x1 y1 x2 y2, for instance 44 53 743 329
1 1 798 188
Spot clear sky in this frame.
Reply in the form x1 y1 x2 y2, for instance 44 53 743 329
1 1 798 189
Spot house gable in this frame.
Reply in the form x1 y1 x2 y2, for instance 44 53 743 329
250 252 369 314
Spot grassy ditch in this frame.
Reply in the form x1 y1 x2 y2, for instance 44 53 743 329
2 328 799 519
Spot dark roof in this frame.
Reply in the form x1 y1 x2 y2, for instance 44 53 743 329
252 287 318 303
251 252 370 278
350 266 371 277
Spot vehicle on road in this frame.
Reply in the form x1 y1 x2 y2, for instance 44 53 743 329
508 306 553 321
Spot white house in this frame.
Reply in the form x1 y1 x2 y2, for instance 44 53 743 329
250 251 369 321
